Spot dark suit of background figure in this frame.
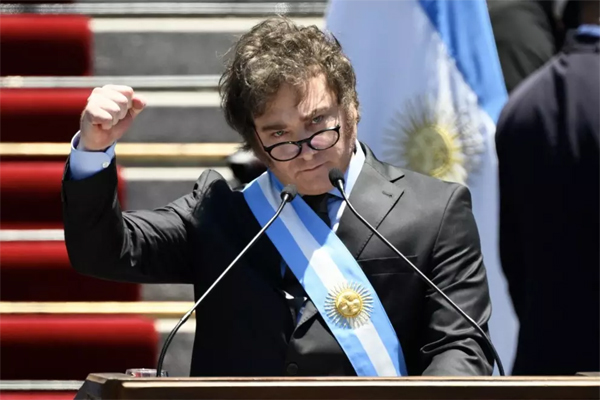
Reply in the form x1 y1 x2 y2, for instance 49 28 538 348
495 30 599 375
487 0 558 93
62 144 494 376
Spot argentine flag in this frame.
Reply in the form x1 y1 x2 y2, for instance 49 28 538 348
326 0 517 373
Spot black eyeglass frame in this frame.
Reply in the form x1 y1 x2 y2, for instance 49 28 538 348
255 125 342 162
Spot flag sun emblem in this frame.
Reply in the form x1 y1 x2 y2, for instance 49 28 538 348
382 96 484 185
325 281 374 329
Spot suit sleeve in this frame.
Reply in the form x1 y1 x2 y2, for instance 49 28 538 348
495 105 528 320
420 185 494 376
62 157 217 284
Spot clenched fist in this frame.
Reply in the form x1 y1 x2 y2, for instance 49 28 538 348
79 85 146 151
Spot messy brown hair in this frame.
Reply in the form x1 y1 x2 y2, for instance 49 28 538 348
219 16 360 152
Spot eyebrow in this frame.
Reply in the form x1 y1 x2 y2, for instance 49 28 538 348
259 107 331 132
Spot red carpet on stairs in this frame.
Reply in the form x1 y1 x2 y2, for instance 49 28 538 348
0 392 77 400
6 0 74 3
0 8 161 387
0 15 91 76
0 161 126 229
0 89 91 143
1 241 140 302
0 315 159 380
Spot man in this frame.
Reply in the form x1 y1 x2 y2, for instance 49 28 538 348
488 0 558 93
496 1 599 375
63 17 493 376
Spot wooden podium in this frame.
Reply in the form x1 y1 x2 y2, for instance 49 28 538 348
75 373 600 399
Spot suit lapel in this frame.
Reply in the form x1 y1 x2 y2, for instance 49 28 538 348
336 144 405 259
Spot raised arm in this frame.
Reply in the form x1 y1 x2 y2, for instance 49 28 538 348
62 85 208 284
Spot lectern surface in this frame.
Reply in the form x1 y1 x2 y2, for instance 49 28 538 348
75 373 600 400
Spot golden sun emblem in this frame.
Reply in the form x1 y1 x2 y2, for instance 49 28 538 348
325 282 374 329
403 124 460 179
382 96 484 185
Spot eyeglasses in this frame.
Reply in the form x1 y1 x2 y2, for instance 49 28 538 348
256 125 341 162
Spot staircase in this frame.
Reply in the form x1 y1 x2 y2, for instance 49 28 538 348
0 1 325 397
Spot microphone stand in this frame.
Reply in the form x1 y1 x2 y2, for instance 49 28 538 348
155 185 297 375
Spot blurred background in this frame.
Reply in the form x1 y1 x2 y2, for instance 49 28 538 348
0 0 596 398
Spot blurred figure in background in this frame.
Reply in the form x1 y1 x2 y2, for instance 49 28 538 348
495 0 599 375
489 0 592 94
488 0 559 93
226 148 266 187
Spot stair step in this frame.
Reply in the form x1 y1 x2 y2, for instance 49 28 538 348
1 2 326 17
0 87 241 146
0 315 158 380
92 17 323 76
0 161 126 229
0 301 194 318
143 284 195 302
122 100 239 145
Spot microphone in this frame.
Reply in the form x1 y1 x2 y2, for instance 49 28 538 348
328 168 505 376
155 184 298 376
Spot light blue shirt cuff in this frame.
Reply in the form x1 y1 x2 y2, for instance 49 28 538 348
69 132 116 180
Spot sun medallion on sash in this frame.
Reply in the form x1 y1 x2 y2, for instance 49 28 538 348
325 281 374 329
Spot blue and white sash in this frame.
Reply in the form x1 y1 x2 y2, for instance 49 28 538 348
243 172 407 376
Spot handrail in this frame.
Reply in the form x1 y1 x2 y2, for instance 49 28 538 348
0 2 327 17
1 75 220 90
0 142 240 160
0 380 83 391
0 301 194 318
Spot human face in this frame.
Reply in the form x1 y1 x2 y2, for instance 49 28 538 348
253 74 357 195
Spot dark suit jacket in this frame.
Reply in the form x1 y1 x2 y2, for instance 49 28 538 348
496 31 599 375
62 143 493 376
488 0 558 93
